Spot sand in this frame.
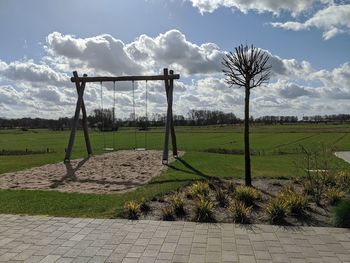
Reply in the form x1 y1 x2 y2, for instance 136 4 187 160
0 150 180 194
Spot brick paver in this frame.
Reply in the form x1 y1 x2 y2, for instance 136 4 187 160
0 214 349 262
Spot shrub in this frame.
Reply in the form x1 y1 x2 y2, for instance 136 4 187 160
139 197 151 213
193 197 215 222
285 194 309 217
124 200 140 220
215 187 229 207
234 186 262 206
162 206 175 221
297 146 332 205
301 173 327 205
332 199 350 228
229 200 251 224
188 181 210 198
266 198 287 223
278 186 309 217
169 192 186 216
325 188 345 206
335 171 350 192
301 180 314 196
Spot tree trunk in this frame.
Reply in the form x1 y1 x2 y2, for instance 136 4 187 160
244 86 252 186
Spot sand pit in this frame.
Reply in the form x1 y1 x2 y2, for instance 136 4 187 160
0 150 181 194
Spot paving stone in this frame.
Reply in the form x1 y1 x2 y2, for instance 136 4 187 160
172 254 189 263
55 258 74 263
39 255 61 263
1 215 350 263
0 252 18 262
71 256 90 263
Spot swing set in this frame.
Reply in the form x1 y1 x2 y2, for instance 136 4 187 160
64 68 180 164
99 79 148 151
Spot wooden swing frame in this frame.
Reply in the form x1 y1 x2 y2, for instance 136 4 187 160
64 68 180 164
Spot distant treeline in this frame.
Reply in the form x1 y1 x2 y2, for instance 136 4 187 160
1 110 350 130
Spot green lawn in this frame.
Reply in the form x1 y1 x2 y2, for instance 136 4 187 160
0 124 350 218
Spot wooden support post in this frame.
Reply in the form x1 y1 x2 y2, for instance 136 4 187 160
73 72 93 157
162 68 171 163
64 72 87 163
168 70 178 157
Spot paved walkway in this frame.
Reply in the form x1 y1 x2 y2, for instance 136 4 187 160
0 215 349 263
335 151 350 164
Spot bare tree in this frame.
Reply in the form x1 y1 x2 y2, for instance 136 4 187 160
222 44 271 186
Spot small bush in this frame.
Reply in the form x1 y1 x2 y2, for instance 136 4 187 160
278 186 309 217
332 199 350 228
285 194 309 217
162 206 175 221
193 197 215 222
215 187 229 207
279 185 296 196
325 188 345 206
169 192 186 216
188 181 210 198
335 171 350 192
139 197 151 213
124 200 140 220
266 198 287 223
302 172 328 205
301 180 314 196
234 186 262 206
297 146 332 205
229 200 251 224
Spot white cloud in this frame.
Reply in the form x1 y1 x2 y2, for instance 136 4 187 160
0 59 68 86
0 30 350 118
189 0 321 16
0 85 22 106
277 82 313 98
271 5 350 40
46 32 144 75
188 0 349 40
46 30 224 76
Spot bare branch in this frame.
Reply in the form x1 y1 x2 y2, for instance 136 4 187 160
222 44 271 90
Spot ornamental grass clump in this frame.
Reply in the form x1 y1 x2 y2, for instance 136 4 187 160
229 200 251 224
286 194 309 217
124 200 140 220
188 181 210 199
266 198 287 224
234 186 262 206
278 185 309 217
169 192 186 216
324 188 345 206
162 206 175 221
215 187 229 207
193 197 215 222
335 171 350 192
139 197 151 213
332 199 350 228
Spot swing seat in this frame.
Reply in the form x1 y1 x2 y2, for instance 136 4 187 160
104 147 114 151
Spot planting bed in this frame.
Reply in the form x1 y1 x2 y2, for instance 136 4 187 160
129 178 350 227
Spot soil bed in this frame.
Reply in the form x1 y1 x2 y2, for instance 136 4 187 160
138 178 349 227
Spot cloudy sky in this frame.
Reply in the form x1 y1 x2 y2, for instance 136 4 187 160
0 0 349 119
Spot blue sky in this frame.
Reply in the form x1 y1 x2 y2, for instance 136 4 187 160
0 0 350 119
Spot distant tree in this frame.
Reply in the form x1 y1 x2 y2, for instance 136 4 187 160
222 44 271 186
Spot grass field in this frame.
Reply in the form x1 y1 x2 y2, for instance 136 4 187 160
0 123 350 217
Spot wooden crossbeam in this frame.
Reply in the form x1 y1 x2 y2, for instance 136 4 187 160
70 74 180 83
